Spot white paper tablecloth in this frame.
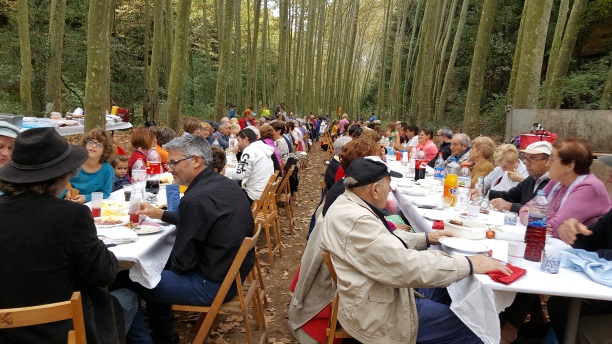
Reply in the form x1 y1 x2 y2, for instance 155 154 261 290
390 173 612 344
22 117 132 136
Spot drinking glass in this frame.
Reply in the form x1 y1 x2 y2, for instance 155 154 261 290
91 192 103 218
442 196 454 209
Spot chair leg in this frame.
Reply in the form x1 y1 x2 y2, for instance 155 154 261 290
193 312 219 344
263 221 274 264
272 215 282 258
254 254 269 308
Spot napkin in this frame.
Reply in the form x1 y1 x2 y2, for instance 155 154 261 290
432 220 444 230
486 264 526 284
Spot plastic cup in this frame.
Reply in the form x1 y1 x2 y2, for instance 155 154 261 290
395 151 401 161
507 241 526 267
128 197 141 225
91 192 103 218
467 204 480 218
540 250 561 274
123 184 132 202
504 212 518 226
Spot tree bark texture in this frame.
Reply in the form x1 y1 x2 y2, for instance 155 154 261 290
542 0 568 102
463 0 497 134
148 0 165 121
214 0 235 120
166 0 192 131
17 0 33 116
84 0 113 130
45 0 67 113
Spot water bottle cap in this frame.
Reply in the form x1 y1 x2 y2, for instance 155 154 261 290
537 190 546 195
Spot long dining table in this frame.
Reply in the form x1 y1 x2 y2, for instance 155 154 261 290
386 158 612 344
97 188 176 289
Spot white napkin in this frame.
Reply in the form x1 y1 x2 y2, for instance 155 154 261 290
98 226 138 244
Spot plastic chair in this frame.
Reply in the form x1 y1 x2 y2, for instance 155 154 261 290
322 251 353 344
172 225 268 344
0 292 87 344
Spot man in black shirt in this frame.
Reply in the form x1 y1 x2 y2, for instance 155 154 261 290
428 127 453 168
131 135 254 343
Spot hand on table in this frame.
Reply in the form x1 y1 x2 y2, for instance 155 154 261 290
490 198 512 212
427 230 453 245
507 168 525 183
137 202 164 220
468 254 512 275
66 194 86 204
469 189 478 200
558 218 592 245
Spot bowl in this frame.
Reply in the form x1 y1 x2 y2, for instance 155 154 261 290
443 219 488 239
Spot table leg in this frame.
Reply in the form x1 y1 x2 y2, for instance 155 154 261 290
563 298 582 344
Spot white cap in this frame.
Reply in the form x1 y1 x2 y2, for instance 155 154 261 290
0 121 21 138
521 141 552 155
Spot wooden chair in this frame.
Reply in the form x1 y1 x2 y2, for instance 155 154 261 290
251 172 280 219
254 177 283 264
322 252 352 344
276 165 296 234
0 292 87 344
172 226 268 344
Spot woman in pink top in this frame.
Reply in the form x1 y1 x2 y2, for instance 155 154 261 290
416 128 438 164
519 138 611 237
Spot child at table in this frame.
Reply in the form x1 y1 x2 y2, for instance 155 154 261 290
111 154 131 192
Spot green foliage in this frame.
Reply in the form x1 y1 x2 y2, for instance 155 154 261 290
557 54 611 109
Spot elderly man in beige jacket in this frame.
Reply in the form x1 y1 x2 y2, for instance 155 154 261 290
320 156 511 344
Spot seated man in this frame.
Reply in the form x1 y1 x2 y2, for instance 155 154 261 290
211 122 231 149
445 133 471 166
488 141 551 213
320 157 511 343
428 126 453 168
124 134 255 343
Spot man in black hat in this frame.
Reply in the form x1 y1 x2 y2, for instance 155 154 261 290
0 128 145 343
319 156 511 344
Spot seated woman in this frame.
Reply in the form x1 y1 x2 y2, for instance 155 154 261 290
199 121 213 142
518 138 611 237
483 144 528 192
182 117 202 136
502 138 612 344
211 146 227 173
128 126 155 175
259 124 282 170
0 128 145 343
468 136 495 188
155 126 176 167
415 128 437 164
64 128 114 203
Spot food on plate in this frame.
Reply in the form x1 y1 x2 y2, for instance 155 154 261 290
101 208 127 217
94 218 124 226
160 174 173 184
449 219 464 227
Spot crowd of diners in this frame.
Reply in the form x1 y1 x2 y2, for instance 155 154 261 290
1 111 611 344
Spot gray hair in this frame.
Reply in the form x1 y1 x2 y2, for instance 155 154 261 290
334 136 352 153
343 176 383 190
163 135 213 166
453 133 471 147
218 122 230 130
439 127 453 139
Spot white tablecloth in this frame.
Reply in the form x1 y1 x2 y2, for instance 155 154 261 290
104 188 176 289
22 118 133 136
389 169 612 344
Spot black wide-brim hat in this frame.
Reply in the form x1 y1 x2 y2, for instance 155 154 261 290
0 127 88 183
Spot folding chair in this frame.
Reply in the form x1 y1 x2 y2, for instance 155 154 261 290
254 177 282 264
276 165 296 233
172 226 268 344
322 252 353 344
251 171 280 219
0 292 87 344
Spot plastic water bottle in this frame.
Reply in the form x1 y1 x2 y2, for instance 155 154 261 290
212 137 220 148
228 133 236 152
146 149 162 194
524 190 548 262
445 157 459 176
401 150 409 175
433 153 445 185
454 163 471 211
131 158 147 200
414 149 426 181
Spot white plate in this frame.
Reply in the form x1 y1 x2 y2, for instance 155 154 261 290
95 216 129 228
439 237 489 254
133 225 163 235
422 211 445 221
399 187 427 196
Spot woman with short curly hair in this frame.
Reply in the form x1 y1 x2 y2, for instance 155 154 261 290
63 128 115 203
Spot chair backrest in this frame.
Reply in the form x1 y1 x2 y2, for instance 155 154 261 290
321 251 337 285
251 171 279 217
0 292 87 344
276 165 296 201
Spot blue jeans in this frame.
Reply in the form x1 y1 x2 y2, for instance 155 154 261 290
111 289 152 344
415 288 482 344
115 270 225 339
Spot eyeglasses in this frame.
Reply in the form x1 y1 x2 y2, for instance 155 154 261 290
166 156 194 169
548 156 562 163
85 140 104 148
524 156 549 164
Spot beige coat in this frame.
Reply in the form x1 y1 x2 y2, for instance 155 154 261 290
320 190 471 344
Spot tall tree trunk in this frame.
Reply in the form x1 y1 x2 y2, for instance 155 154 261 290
463 0 497 134
214 0 235 120
542 0 568 100
17 0 33 116
102 0 116 117
402 0 423 122
202 0 210 67
233 0 242 109
261 0 268 108
433 0 457 103
293 0 306 113
512 0 552 109
388 0 410 119
302 0 318 116
543 0 587 109
313 0 326 115
84 0 112 130
246 0 261 108
436 0 468 120
148 0 164 122
143 0 150 118
164 0 174 87
506 0 528 106
376 0 392 118
601 64 612 109
166 0 192 131
324 0 341 116
45 0 67 113
276 0 290 106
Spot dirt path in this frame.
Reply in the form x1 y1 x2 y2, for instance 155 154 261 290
176 145 326 344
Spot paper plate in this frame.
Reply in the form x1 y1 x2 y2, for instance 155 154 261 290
133 225 163 235
95 216 129 228
439 237 489 255
398 187 427 196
